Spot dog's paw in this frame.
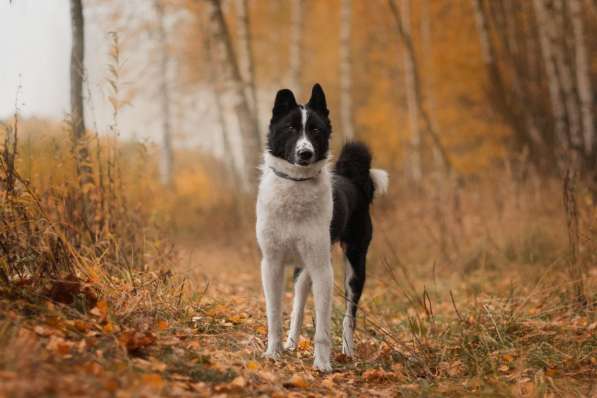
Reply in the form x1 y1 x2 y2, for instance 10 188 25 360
262 350 282 361
283 338 297 351
341 344 354 358
313 358 332 372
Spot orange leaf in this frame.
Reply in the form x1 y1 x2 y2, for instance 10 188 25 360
283 374 309 389
158 320 169 331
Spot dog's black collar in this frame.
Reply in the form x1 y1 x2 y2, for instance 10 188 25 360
270 167 320 182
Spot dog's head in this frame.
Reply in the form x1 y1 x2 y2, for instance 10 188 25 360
267 83 331 166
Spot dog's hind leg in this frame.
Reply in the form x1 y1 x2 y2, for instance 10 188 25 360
285 267 311 351
342 242 368 357
261 255 286 359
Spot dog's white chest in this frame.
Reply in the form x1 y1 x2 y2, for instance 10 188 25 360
256 169 333 254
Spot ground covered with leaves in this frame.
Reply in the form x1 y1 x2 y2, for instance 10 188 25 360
1 240 596 398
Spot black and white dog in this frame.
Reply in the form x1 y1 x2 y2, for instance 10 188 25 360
256 84 388 371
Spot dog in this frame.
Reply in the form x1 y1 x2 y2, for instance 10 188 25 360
256 83 389 371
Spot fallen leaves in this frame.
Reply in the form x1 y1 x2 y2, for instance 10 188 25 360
118 330 156 355
89 300 109 319
362 368 396 383
283 373 310 389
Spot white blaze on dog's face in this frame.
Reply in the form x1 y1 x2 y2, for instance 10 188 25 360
294 107 315 166
267 84 331 167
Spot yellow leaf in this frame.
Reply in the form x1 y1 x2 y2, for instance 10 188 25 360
246 360 261 370
297 338 312 352
103 322 114 334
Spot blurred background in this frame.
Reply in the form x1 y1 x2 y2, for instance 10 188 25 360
1 0 596 258
1 2 596 394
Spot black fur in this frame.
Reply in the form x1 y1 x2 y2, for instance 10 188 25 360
331 142 375 320
268 84 331 166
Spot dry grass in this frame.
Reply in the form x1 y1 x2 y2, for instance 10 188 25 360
1 113 596 396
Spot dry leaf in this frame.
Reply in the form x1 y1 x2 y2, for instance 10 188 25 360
363 368 393 383
231 376 247 388
283 374 309 389
158 320 169 331
119 330 156 354
246 360 261 370
142 373 164 390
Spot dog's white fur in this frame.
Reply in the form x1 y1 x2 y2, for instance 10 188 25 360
256 152 334 371
370 168 389 195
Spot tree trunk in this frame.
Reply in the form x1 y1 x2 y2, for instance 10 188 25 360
204 29 243 189
388 0 452 175
235 0 260 136
289 0 303 97
419 0 442 172
533 0 567 153
400 0 422 181
339 0 354 141
154 0 174 187
70 0 93 185
205 0 261 190
569 0 595 156
552 0 583 150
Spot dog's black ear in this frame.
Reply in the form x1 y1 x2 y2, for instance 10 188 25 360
307 83 329 117
272 89 298 121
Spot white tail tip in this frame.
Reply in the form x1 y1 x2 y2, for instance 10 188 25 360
370 168 389 196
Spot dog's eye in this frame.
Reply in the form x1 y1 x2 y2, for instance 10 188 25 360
287 125 296 132
311 128 320 134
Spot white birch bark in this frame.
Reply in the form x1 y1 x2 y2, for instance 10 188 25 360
289 0 303 97
551 0 583 149
401 0 422 181
339 0 354 141
154 0 173 187
533 0 567 149
235 0 259 123
569 0 595 155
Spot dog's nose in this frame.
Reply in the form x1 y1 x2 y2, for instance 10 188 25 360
297 149 314 161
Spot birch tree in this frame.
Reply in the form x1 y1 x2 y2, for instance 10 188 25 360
533 0 567 151
205 0 261 189
339 0 354 141
204 28 242 188
569 0 595 155
70 0 93 186
399 0 422 181
289 0 303 97
154 0 174 187
235 0 259 127
551 0 583 150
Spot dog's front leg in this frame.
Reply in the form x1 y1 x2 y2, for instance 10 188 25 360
285 268 311 351
261 256 285 359
305 250 333 372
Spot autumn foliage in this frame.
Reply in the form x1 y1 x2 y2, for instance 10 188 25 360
1 0 597 396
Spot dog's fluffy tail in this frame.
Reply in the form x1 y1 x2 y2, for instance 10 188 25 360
334 141 389 201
